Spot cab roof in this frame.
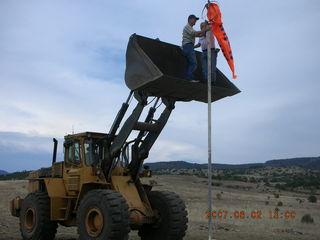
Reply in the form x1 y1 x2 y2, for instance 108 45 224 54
64 132 108 140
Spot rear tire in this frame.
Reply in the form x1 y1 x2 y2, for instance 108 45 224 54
19 192 58 240
138 191 188 240
77 189 130 240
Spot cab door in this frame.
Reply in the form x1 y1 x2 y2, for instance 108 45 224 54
63 140 82 195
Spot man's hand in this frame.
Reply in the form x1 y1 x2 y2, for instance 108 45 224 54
194 43 201 49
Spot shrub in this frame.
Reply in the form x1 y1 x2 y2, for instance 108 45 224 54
250 177 257 183
216 193 222 200
265 201 269 205
275 183 287 190
274 193 280 198
301 214 314 224
212 182 222 187
277 201 283 206
308 195 317 203
149 180 158 185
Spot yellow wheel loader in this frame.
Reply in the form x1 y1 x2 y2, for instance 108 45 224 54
10 34 240 240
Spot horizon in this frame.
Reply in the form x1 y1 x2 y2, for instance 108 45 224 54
2 156 320 173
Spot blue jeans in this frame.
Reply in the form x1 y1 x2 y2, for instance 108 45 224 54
201 50 217 83
182 44 197 81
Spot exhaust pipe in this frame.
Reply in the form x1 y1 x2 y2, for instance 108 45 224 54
52 138 58 165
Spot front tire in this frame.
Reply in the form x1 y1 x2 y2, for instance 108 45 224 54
77 189 130 240
138 191 188 240
19 192 58 240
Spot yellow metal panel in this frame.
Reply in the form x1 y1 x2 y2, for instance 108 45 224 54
44 178 66 197
28 181 39 193
67 176 80 192
28 171 39 179
51 197 68 220
10 197 23 217
111 176 145 210
52 162 63 177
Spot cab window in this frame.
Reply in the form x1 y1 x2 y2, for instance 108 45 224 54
65 141 81 165
84 139 103 166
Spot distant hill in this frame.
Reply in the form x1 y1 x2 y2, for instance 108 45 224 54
1 157 319 181
146 157 320 170
0 171 30 180
0 170 8 175
146 161 263 170
265 157 320 169
145 161 203 170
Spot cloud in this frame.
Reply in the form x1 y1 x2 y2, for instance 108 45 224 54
146 139 204 163
0 0 319 171
0 132 61 172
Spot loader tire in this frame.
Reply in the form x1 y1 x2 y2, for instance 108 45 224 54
77 189 130 240
19 192 58 240
138 191 188 240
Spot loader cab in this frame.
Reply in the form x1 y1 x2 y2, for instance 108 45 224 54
63 132 108 168
62 132 109 194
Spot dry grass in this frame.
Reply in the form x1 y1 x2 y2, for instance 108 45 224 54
0 175 319 240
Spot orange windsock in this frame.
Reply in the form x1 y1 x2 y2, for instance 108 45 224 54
207 3 237 79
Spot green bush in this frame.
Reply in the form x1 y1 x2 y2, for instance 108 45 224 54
216 193 222 200
308 195 317 203
301 214 314 224
274 193 280 198
277 201 283 206
212 182 222 187
149 180 158 185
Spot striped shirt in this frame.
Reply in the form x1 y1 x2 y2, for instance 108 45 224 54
182 24 196 46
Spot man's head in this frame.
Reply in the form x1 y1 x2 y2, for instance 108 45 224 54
200 22 206 30
200 20 209 30
188 14 199 26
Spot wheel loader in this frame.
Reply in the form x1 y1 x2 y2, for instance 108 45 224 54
10 34 240 240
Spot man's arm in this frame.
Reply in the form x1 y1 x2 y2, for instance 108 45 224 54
195 26 211 37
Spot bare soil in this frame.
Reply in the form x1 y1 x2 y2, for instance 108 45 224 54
0 175 319 240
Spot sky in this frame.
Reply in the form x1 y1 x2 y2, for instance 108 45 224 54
0 0 319 172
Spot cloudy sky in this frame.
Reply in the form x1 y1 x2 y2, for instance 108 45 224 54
0 0 319 172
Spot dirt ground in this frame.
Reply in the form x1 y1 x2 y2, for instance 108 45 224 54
0 175 319 240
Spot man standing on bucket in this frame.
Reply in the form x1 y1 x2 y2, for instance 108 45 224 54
195 21 220 84
182 14 210 82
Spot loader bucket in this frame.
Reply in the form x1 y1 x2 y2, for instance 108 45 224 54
125 34 240 103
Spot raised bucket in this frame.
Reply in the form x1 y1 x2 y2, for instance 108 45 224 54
125 34 240 103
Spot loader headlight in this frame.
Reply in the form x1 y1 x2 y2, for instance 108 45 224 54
95 168 101 176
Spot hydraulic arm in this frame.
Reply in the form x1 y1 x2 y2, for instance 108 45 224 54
106 90 175 179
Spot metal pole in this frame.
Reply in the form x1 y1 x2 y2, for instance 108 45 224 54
207 29 214 240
